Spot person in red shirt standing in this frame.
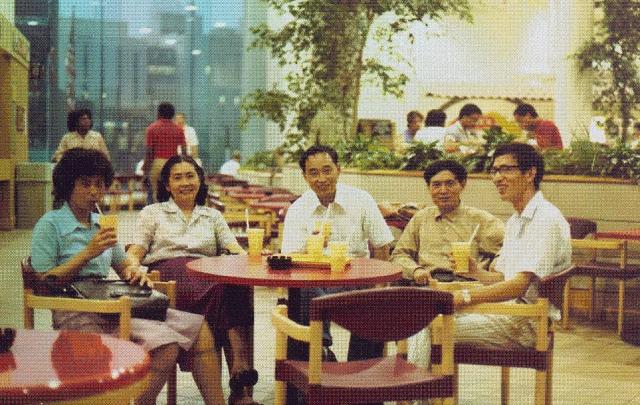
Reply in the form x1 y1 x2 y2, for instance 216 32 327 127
513 103 563 150
143 102 187 202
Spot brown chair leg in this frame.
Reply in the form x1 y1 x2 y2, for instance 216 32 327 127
588 277 596 321
562 281 571 330
545 351 553 405
534 369 547 405
167 366 177 405
501 367 509 405
617 280 625 336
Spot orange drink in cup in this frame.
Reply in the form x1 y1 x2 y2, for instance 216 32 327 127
450 242 471 273
328 241 348 273
247 228 265 257
306 234 324 258
314 220 332 246
98 214 118 232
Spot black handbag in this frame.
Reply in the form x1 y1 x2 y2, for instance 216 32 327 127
42 277 169 322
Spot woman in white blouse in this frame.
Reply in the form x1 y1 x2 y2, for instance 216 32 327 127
127 156 258 405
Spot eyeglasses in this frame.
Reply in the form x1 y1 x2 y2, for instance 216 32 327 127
488 165 520 176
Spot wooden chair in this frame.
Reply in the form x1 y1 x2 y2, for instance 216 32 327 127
272 287 456 405
147 270 178 405
430 269 575 405
21 258 178 405
566 238 640 335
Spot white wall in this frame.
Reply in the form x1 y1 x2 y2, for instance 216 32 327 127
359 0 558 133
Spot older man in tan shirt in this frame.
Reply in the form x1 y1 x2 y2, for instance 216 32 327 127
391 159 504 283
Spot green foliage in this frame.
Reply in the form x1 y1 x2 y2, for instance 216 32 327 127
334 134 404 170
241 150 281 171
543 139 604 175
599 142 640 179
401 140 444 171
243 0 472 143
574 0 640 141
459 126 518 173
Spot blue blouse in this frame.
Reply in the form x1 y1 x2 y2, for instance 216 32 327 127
31 203 126 277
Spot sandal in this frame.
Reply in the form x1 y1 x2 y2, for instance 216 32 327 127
228 369 261 405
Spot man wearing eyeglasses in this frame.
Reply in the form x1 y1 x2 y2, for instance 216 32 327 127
391 159 504 285
453 142 571 349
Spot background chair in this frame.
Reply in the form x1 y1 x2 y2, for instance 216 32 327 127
272 287 456 405
567 239 640 335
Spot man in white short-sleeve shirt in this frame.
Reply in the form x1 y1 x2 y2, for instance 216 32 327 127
175 112 201 167
281 145 394 361
453 143 571 349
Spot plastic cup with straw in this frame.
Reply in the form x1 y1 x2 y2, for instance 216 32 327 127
246 208 264 257
96 203 118 231
451 224 480 273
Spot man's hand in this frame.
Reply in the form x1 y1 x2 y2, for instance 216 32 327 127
84 228 117 260
122 266 153 288
413 268 430 285
452 290 465 308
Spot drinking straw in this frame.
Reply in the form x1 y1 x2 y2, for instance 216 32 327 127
467 224 480 244
245 208 250 231
95 203 103 215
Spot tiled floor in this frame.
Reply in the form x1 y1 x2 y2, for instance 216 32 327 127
2 211 640 404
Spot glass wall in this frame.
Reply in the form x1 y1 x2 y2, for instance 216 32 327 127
17 0 245 173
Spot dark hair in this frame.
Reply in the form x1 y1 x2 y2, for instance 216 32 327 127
493 143 544 190
299 145 339 172
407 110 424 124
513 103 538 118
66 108 93 132
423 159 467 185
53 148 114 201
425 110 446 127
157 155 208 205
458 103 482 119
157 102 176 119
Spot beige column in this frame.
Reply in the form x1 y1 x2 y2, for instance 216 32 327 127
551 0 595 146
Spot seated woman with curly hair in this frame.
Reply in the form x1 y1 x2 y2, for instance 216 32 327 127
31 148 225 405
127 155 258 404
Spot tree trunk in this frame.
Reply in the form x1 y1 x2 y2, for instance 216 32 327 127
310 2 371 146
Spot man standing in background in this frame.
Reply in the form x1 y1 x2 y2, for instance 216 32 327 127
175 112 202 166
143 102 186 202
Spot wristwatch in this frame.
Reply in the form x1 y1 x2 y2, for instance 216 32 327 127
460 289 472 304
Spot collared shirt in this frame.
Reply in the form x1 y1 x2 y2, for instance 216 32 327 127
495 191 571 317
134 199 238 265
31 203 126 277
145 119 185 159
403 128 416 143
281 183 394 257
391 204 504 279
414 127 446 148
533 120 563 149
52 130 111 162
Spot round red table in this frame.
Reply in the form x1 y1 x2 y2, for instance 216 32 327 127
0 329 150 404
186 255 402 288
187 255 402 404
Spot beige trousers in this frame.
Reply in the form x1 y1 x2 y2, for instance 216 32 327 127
149 158 168 203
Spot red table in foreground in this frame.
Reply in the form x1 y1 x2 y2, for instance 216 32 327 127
186 255 403 288
0 329 150 404
594 229 640 241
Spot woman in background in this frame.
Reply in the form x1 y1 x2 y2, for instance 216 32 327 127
52 108 110 162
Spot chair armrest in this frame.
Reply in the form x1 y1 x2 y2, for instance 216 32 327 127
25 291 132 314
271 305 310 343
571 239 624 251
457 299 548 317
